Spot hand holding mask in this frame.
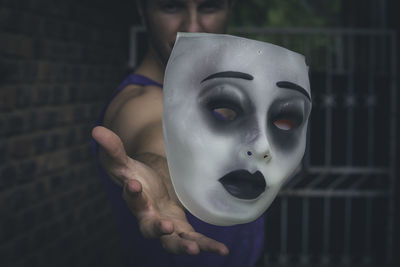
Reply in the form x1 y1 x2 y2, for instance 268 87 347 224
163 33 312 226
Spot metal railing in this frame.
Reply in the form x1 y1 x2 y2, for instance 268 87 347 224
129 26 397 266
228 27 397 267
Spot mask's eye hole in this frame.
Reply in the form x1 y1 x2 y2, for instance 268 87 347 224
273 119 294 130
212 108 237 121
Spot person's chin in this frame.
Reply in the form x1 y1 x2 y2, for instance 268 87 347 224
168 40 175 50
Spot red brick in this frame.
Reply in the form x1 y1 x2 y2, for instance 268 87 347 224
0 86 16 111
36 151 69 175
0 32 33 58
10 136 33 159
31 85 52 106
36 61 51 81
0 1 132 267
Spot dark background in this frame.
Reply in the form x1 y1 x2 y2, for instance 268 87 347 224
0 0 398 266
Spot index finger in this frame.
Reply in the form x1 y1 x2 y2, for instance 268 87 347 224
179 232 229 256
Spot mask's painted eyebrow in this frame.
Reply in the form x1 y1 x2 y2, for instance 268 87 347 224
276 81 311 101
201 71 254 83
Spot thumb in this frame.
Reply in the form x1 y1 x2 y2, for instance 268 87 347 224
92 126 128 167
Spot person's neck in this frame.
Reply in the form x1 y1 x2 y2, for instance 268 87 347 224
134 47 165 84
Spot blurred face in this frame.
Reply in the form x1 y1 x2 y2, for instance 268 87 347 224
163 33 312 226
141 0 231 64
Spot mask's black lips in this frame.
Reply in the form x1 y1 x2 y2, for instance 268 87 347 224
219 170 266 200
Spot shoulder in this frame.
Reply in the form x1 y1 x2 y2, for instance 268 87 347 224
103 83 165 156
103 83 163 128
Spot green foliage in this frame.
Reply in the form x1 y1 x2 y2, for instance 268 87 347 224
228 1 343 71
230 0 341 27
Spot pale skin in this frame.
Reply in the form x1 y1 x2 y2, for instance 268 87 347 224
91 0 233 255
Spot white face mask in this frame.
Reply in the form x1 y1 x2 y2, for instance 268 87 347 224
163 32 312 226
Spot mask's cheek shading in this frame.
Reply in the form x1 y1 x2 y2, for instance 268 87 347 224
267 99 308 153
267 126 302 152
197 93 257 139
200 107 258 139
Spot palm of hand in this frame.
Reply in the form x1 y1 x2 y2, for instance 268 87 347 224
92 126 229 255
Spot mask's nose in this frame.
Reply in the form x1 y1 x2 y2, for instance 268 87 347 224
248 131 272 163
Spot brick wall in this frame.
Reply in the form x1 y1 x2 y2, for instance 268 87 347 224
0 0 136 266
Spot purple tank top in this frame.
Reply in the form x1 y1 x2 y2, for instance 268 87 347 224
93 74 264 267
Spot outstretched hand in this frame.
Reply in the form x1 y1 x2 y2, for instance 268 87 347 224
91 126 229 256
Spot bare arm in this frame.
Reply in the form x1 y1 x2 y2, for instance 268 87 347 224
92 85 228 255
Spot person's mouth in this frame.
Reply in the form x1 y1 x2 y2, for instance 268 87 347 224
219 170 266 200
